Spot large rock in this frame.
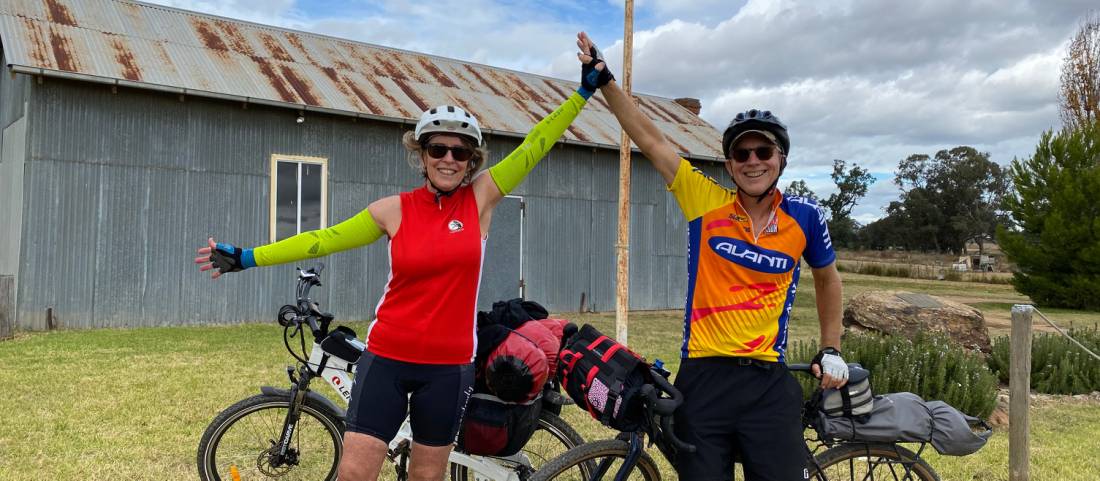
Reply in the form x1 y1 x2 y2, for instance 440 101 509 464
843 291 992 354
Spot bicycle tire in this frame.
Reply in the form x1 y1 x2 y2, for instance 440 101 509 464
527 439 662 481
810 443 940 481
197 393 344 481
450 411 588 480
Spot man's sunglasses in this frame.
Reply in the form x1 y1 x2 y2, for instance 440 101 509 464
729 146 777 163
425 143 474 162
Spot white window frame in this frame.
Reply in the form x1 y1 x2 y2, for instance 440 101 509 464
269 154 329 243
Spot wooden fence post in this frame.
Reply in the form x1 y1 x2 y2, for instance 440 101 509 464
1010 304 1033 481
0 275 13 340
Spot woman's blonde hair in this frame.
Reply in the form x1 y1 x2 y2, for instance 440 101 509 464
402 131 489 184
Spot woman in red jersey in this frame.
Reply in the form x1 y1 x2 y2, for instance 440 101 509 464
193 56 614 481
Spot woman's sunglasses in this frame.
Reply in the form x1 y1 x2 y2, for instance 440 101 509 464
425 143 474 162
729 146 777 163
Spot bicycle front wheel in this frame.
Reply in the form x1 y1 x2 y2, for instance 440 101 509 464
528 439 662 481
197 393 344 481
810 443 940 481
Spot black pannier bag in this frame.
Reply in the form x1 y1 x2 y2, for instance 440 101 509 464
457 393 542 457
816 392 993 456
557 324 653 432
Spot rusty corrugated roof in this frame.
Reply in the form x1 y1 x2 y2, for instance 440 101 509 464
0 0 723 159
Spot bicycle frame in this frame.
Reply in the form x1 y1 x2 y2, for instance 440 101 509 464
264 266 533 481
563 363 937 481
276 338 532 481
306 340 359 404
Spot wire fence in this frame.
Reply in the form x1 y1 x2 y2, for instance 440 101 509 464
1033 307 1100 362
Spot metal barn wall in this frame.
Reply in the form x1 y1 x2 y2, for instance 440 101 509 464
16 77 726 330
1 58 30 278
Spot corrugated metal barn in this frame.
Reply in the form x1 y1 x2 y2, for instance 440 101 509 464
0 0 727 331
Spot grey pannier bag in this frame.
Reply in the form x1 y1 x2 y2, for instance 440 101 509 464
816 392 993 456
820 366 873 417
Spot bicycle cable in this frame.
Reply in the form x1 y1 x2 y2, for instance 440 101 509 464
284 322 311 365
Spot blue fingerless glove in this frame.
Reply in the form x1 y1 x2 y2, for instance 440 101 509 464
211 242 257 273
579 44 615 100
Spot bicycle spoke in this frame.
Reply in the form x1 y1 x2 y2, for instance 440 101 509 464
544 454 648 481
815 452 933 481
529 440 660 481
208 402 340 481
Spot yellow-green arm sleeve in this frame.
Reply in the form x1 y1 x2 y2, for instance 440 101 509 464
250 207 384 267
667 158 737 220
488 91 588 195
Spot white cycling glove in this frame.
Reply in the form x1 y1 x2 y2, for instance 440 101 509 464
813 347 849 382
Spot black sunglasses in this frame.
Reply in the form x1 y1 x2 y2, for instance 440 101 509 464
425 143 474 162
729 146 777 163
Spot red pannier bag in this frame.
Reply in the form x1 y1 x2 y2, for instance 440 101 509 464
457 393 542 456
459 306 572 455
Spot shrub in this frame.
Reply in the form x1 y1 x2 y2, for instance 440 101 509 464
988 327 1100 394
790 331 998 418
834 260 1012 284
998 124 1100 309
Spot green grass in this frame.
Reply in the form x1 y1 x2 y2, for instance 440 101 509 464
1 269 1098 480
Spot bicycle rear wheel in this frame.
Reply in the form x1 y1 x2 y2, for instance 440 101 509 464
528 439 662 481
810 443 940 481
197 393 344 481
450 411 588 480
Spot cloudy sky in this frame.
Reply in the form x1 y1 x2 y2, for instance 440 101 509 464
148 0 1093 223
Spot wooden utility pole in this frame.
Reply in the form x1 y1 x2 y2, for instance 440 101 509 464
615 0 635 345
1010 304 1033 481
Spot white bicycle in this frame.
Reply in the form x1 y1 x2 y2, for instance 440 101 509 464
197 264 586 481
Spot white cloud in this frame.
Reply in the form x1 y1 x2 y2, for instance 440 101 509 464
150 0 302 27
146 0 1090 222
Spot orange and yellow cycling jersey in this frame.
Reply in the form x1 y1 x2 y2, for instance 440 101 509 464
669 159 835 362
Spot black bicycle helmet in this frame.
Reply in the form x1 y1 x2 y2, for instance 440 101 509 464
722 109 790 159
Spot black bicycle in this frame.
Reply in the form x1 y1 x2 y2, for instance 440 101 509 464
530 363 940 481
197 264 587 481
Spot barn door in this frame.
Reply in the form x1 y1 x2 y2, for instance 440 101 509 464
478 195 524 310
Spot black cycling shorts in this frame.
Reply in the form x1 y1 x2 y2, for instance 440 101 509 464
673 357 809 481
346 351 475 447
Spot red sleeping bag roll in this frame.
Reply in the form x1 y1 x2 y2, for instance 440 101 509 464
521 318 569 377
484 330 549 403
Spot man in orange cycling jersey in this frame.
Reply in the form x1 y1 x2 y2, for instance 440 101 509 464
576 32 849 481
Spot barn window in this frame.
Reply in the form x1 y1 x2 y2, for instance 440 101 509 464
270 155 328 242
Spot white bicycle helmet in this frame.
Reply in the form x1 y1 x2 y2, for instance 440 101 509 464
414 105 483 146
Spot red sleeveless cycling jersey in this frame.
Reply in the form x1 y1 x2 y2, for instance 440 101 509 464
367 185 484 364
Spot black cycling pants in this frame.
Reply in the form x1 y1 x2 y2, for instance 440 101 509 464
346 351 475 447
673 357 809 481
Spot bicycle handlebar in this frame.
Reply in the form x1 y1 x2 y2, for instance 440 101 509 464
640 367 696 454
277 264 336 341
788 362 867 379
788 363 813 372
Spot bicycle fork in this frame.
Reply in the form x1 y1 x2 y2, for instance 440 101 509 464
588 432 645 481
271 364 316 467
